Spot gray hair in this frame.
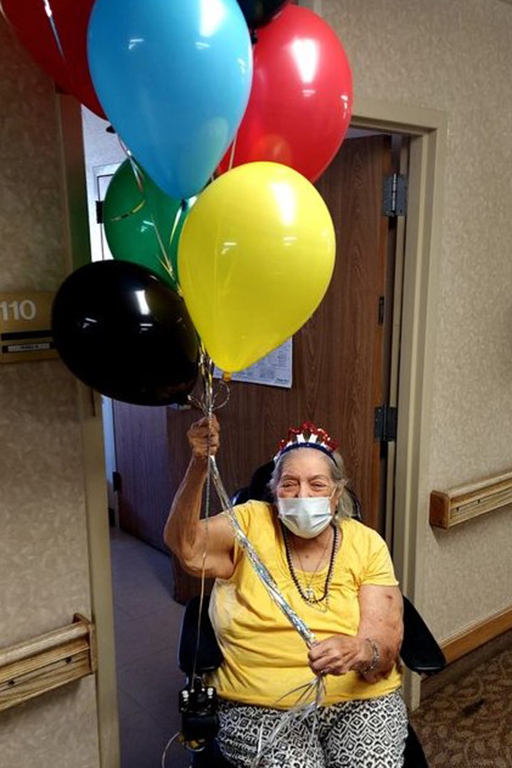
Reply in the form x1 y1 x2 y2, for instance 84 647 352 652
268 448 356 519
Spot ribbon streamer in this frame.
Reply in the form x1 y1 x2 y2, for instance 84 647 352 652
42 0 65 61
209 455 317 649
190 358 317 649
116 142 181 289
189 361 324 767
251 676 326 768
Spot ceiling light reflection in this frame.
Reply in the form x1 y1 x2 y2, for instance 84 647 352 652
135 290 151 315
128 37 145 51
199 0 226 37
291 38 319 84
271 182 296 226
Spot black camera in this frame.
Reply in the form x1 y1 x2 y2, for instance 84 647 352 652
179 680 219 746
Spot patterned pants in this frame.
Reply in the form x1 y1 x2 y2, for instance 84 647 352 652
217 691 408 768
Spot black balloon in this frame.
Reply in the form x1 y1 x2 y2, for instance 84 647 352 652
236 0 291 28
52 260 199 406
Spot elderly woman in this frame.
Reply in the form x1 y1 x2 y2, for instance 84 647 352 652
165 417 407 768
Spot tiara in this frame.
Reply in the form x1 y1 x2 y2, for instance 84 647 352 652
274 421 339 463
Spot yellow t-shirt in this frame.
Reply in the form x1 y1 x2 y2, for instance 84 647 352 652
207 500 402 709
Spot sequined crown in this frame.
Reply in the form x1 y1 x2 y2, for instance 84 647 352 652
274 422 339 462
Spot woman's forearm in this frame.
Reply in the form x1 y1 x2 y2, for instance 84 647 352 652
164 456 208 563
357 586 404 678
164 415 234 579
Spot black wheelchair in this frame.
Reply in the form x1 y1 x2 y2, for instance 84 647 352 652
177 467 445 767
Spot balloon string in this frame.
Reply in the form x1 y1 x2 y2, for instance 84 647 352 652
116 140 179 288
228 131 238 172
251 677 326 768
106 147 147 221
188 360 323 761
168 203 184 250
41 0 65 63
190 356 215 685
189 353 315 648
162 201 188 292
187 347 231 414
109 199 146 222
40 0 81 108
209 455 316 648
196 359 314 646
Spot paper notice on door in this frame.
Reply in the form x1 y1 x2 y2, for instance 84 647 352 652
214 339 292 389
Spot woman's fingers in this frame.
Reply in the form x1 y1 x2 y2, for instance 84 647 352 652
188 416 220 458
308 636 367 676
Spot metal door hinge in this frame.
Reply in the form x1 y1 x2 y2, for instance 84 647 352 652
374 405 397 442
382 173 408 217
95 200 104 224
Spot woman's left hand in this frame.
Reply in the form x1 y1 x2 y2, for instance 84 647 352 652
308 634 372 676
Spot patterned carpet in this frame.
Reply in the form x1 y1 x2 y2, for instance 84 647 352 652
410 646 512 767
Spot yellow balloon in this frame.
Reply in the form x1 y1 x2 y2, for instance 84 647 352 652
178 162 336 373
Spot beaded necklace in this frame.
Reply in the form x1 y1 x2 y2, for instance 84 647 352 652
282 522 339 609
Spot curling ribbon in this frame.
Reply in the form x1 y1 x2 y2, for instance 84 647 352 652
193 364 325 766
209 455 317 649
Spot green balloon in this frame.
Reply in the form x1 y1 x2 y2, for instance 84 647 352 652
103 160 192 289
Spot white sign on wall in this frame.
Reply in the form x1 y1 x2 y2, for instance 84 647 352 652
214 338 293 389
0 291 57 364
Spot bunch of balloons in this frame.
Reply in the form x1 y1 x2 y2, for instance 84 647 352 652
4 0 353 404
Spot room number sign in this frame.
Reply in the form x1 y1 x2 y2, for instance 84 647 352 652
0 291 58 363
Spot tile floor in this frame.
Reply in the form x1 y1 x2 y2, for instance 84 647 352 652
110 527 191 768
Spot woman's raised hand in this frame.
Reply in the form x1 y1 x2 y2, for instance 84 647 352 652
187 415 220 462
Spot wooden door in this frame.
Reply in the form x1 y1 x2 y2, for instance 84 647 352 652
113 401 172 549
167 135 395 601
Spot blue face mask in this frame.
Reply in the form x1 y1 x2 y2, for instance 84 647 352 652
277 494 334 539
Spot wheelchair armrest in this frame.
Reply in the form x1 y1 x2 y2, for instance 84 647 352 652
400 595 446 674
178 595 224 677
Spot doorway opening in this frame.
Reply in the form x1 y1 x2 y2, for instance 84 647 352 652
82 115 411 582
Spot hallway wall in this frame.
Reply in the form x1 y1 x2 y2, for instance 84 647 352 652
324 0 512 641
0 18 101 768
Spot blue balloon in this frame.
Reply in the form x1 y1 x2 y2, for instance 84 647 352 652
88 0 253 200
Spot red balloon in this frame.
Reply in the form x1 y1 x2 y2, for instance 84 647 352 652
2 0 105 118
219 6 353 182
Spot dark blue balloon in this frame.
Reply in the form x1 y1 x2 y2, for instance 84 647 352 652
87 0 253 200
52 261 199 406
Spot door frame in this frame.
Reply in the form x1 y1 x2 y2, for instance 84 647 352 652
58 95 120 768
351 97 448 706
351 96 447 594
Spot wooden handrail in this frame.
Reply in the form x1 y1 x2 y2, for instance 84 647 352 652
0 615 96 712
430 469 512 528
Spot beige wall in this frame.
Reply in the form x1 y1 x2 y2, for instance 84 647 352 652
0 18 102 768
2 5 511 762
323 0 512 641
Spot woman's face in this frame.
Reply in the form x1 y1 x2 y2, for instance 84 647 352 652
276 449 341 512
